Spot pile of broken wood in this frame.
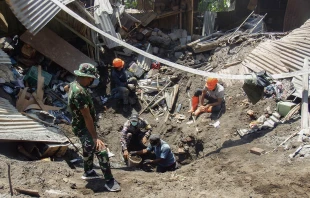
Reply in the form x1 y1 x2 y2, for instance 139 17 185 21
138 76 185 123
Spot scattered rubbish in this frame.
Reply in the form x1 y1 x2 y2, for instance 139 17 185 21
100 96 108 105
186 120 194 125
209 120 220 128
277 101 297 117
70 158 82 163
107 148 115 158
289 145 303 158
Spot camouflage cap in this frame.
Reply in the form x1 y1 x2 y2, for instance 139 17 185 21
74 63 100 79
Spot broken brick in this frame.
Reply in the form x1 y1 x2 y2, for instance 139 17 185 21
250 147 265 155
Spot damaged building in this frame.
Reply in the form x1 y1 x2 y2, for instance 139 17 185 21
0 0 310 197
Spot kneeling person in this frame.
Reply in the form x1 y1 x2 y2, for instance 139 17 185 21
121 113 152 161
130 134 177 173
188 77 224 116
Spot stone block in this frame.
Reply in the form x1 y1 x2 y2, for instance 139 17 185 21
250 147 265 155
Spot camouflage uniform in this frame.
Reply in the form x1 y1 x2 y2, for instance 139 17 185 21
68 63 113 180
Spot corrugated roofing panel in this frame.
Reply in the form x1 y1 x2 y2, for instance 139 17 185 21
6 0 75 35
0 49 11 64
242 19 310 97
0 97 68 143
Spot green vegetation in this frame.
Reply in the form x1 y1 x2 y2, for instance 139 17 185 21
198 0 234 12
125 0 137 9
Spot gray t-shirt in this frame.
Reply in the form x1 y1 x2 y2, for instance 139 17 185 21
203 83 224 99
147 140 175 167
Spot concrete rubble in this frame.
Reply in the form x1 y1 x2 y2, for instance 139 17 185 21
1 0 310 196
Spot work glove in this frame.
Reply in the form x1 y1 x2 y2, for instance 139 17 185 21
130 151 138 156
127 84 136 91
143 159 152 164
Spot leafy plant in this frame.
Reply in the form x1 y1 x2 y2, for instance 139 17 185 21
198 0 234 12
125 0 138 9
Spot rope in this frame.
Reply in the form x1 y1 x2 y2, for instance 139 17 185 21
50 0 310 80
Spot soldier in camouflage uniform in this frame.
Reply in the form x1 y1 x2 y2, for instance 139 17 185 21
68 63 120 192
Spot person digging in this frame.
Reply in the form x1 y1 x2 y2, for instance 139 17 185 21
111 58 137 113
121 113 152 162
188 77 225 117
68 63 121 192
130 134 178 173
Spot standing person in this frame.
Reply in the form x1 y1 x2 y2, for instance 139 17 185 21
188 77 225 116
130 134 177 173
111 58 137 112
120 113 152 161
68 63 121 192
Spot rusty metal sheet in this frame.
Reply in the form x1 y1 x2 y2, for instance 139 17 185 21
20 27 97 74
0 97 68 143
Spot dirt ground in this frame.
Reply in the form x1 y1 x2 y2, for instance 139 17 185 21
1 72 310 198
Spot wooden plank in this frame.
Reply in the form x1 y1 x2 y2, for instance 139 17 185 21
15 188 40 197
169 84 179 112
32 93 61 111
20 27 97 74
24 104 41 111
36 65 44 101
189 0 193 35
55 17 95 47
298 58 310 142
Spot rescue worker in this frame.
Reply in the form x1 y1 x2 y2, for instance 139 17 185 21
188 77 224 116
111 58 137 112
121 113 152 161
130 134 177 173
68 63 121 192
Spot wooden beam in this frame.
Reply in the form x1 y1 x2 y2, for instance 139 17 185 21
189 0 193 35
298 58 310 142
55 17 95 47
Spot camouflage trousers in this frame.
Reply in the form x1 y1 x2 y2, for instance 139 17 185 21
79 133 113 180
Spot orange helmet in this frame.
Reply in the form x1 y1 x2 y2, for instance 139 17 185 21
205 77 218 90
113 58 124 68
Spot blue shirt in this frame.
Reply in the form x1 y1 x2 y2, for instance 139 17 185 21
147 140 175 167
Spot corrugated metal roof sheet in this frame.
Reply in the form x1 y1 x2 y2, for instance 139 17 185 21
0 97 68 143
6 0 75 35
242 19 310 97
0 49 11 64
